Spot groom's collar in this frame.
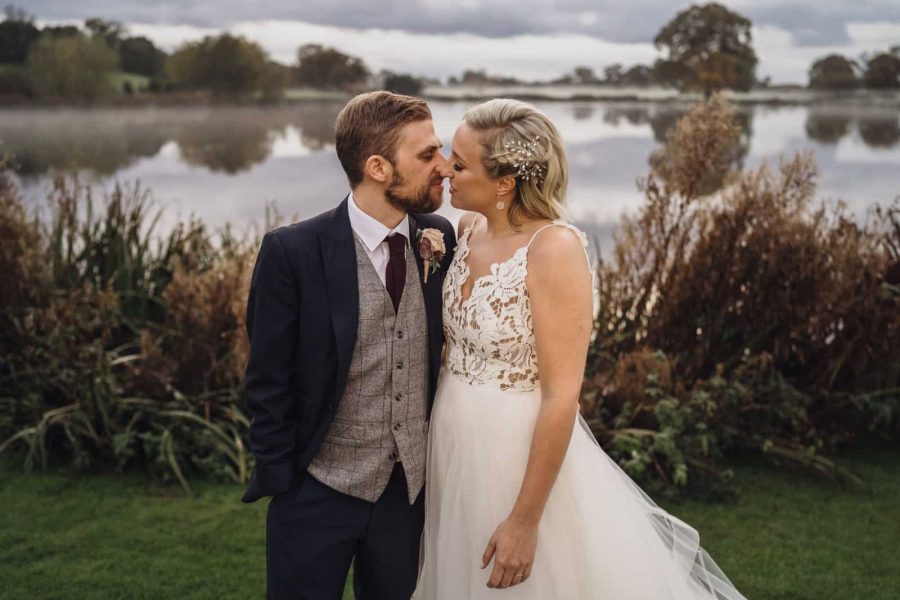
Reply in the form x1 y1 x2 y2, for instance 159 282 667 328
347 191 410 252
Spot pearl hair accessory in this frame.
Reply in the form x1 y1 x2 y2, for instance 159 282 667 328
504 136 546 184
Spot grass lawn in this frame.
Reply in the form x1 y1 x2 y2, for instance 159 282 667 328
283 87 351 101
109 71 151 94
1 438 898 599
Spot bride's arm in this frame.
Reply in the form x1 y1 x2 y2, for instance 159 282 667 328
482 226 593 589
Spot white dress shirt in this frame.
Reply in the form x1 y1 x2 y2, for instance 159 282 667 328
347 192 409 287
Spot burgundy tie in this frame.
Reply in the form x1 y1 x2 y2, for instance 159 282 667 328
385 234 407 313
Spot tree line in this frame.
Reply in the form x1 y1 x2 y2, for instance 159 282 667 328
535 4 898 94
0 8 423 103
1 3 898 105
808 50 900 90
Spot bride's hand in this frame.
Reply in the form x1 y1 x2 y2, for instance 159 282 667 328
481 517 538 589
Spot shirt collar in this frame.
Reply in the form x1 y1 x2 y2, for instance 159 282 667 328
347 192 409 252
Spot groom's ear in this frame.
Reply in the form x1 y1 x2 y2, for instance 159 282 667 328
364 154 392 185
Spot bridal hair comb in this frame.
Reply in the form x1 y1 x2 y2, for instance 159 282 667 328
504 136 546 184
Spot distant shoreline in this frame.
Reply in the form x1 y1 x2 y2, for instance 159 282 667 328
421 84 900 106
2 85 900 108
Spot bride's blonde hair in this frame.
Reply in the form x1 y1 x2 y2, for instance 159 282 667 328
463 99 567 228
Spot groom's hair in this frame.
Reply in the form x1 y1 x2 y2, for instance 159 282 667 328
335 91 432 187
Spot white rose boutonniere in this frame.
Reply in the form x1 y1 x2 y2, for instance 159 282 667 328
416 227 446 283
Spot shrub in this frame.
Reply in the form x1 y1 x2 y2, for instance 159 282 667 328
586 95 899 495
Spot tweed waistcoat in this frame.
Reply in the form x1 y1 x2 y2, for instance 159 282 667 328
306 234 429 503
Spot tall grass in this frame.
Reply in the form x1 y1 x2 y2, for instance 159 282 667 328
0 167 257 491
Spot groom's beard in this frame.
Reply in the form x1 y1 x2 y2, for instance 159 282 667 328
386 170 442 214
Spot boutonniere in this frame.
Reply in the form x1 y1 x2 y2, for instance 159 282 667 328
416 228 446 283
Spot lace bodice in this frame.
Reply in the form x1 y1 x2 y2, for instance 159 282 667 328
441 220 592 392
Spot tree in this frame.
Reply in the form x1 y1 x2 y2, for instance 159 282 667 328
573 66 598 84
0 6 39 63
119 36 167 77
603 63 623 84
258 60 289 103
808 54 859 89
654 59 695 89
862 53 900 89
461 69 489 85
25 34 119 103
294 44 368 90
620 64 654 86
167 34 284 99
40 25 82 39
85 17 124 49
654 3 757 95
383 72 423 95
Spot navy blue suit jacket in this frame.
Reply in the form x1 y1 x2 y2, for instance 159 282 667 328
241 197 456 503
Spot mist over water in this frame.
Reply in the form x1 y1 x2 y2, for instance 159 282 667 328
3 101 899 257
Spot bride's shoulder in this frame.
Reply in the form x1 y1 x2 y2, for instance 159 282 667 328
456 212 480 238
524 222 590 281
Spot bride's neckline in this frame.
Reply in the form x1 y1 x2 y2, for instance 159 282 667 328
456 220 559 305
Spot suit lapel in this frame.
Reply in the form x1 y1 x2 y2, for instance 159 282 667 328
320 197 358 406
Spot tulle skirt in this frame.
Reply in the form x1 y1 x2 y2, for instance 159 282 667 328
412 368 747 600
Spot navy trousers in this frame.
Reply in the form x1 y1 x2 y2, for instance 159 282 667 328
266 463 424 600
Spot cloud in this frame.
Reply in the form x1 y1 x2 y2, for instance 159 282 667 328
30 1 900 84
752 21 900 82
122 19 659 82
25 0 900 46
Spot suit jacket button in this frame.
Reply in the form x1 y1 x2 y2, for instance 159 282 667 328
396 361 404 369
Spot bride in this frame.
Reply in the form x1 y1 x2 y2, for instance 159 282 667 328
412 99 747 599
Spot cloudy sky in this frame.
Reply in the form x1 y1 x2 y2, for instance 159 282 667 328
29 0 900 84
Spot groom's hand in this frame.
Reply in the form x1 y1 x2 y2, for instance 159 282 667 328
481 517 538 589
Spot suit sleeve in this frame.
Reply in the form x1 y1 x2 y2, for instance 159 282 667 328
242 230 299 501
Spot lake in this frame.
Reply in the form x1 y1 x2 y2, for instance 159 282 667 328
2 100 899 256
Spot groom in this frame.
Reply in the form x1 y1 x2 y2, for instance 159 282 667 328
241 91 456 600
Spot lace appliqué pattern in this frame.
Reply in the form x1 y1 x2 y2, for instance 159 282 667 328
441 220 592 392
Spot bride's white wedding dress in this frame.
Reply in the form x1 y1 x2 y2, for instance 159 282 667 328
412 221 747 599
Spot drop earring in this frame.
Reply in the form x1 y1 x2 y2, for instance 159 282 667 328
496 196 506 211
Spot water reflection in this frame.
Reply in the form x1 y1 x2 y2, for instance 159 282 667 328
2 101 898 244
805 113 853 144
1 110 172 176
603 106 648 127
858 115 900 148
2 103 898 182
175 118 274 174
0 104 345 179
290 102 342 149
572 104 595 121
805 109 900 147
600 104 754 194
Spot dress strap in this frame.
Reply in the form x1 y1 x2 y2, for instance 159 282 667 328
525 221 592 270
524 221 563 251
